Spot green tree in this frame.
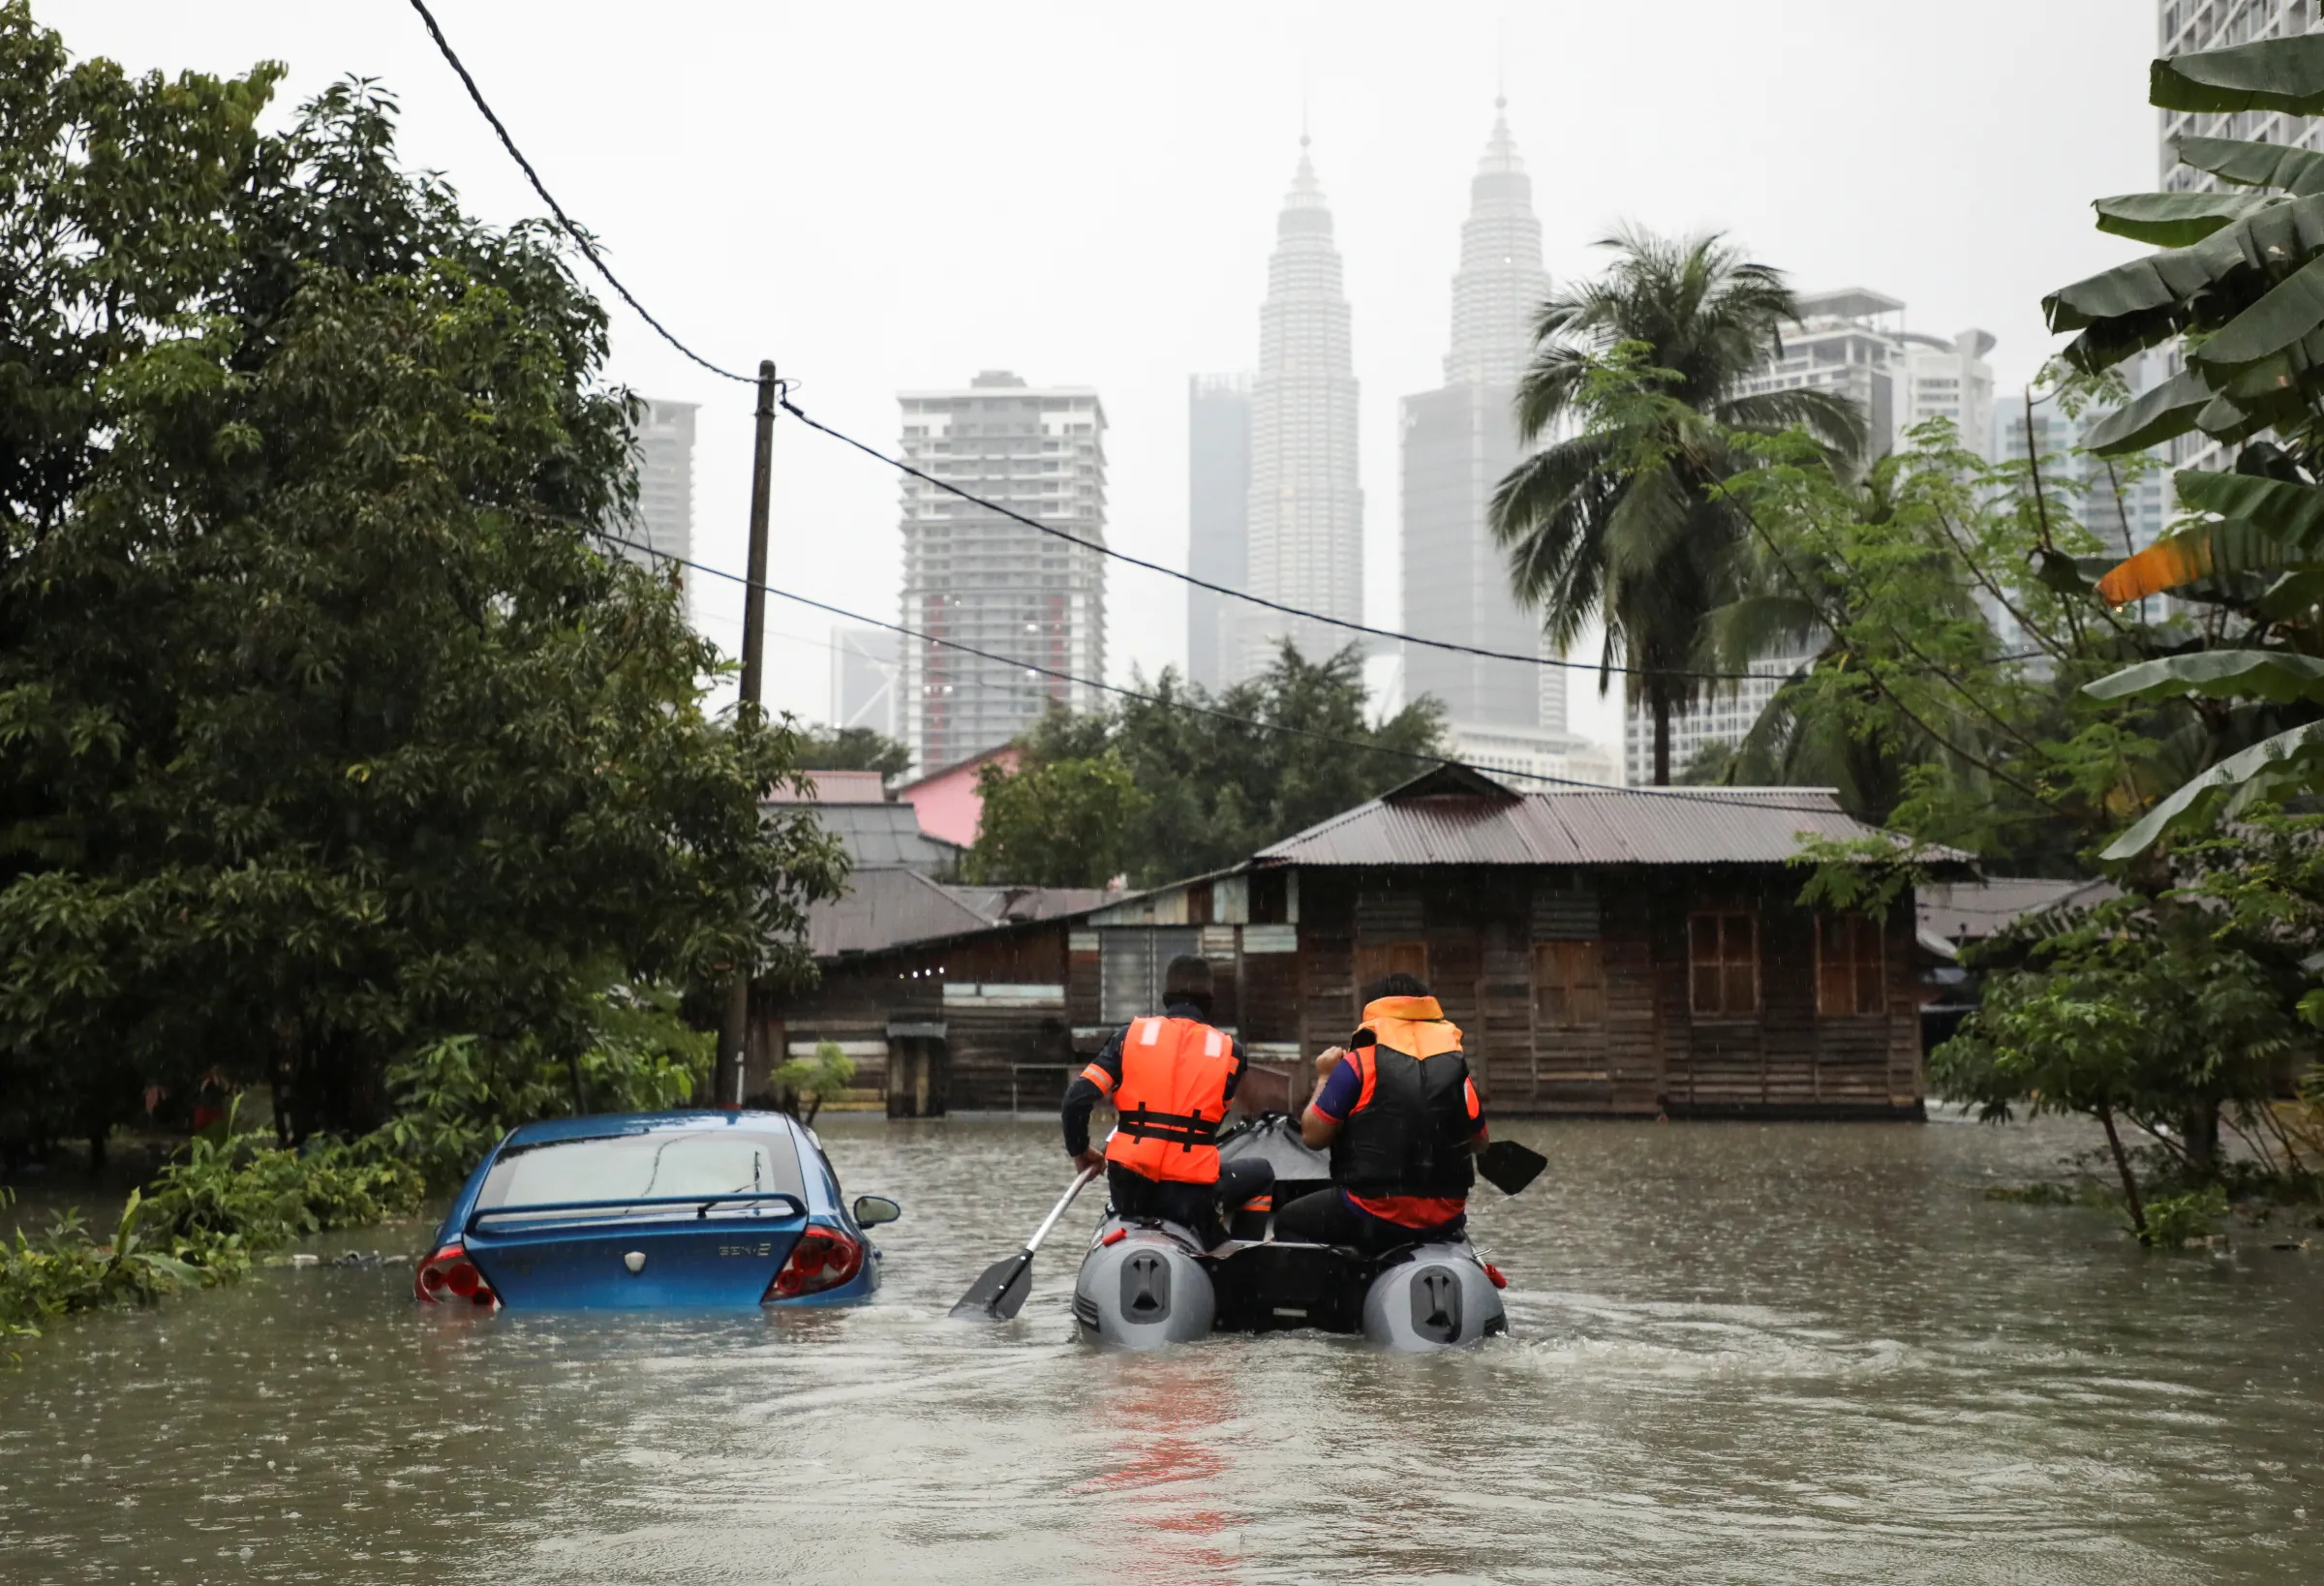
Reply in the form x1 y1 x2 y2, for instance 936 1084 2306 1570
2040 31 2324 854
1489 229 1865 784
965 753 1147 887
794 725 910 779
0 11 845 1156
1932 893 2301 1239
971 643 1445 888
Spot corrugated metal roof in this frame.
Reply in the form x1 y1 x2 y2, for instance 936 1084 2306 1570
1254 784 1923 868
806 871 1109 958
1918 877 2118 943
802 803 964 870
809 869 994 958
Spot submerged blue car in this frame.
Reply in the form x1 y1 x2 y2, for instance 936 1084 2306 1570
413 1111 901 1312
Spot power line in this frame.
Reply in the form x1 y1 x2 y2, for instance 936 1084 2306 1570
596 531 1854 816
404 0 757 387
780 396 1775 686
406 1 1793 691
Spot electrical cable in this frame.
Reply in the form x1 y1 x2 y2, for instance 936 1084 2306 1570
594 530 1856 816
780 395 1776 686
406 0 1825 692
404 0 757 387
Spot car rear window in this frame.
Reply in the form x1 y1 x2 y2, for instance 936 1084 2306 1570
477 1129 809 1215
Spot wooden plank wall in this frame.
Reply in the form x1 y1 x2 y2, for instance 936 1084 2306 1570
1292 866 1922 1119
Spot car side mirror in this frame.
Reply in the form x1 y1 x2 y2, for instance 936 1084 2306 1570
853 1195 902 1228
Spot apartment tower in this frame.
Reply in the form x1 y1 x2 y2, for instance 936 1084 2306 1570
896 372 1107 776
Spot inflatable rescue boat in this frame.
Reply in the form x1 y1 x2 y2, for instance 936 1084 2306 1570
1070 1113 1515 1351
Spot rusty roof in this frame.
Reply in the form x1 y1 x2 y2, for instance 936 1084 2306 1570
1254 774 1938 869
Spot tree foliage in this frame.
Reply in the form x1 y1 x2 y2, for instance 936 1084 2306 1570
964 644 1445 888
1489 229 1863 784
2047 28 2324 854
0 9 844 1156
794 725 910 779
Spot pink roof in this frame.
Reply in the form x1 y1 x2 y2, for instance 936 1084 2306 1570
896 746 1019 848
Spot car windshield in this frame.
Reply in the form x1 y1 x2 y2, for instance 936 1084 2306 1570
476 1129 808 1216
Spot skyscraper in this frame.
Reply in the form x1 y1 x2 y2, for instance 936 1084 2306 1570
627 397 696 572
896 372 1107 777
829 626 901 741
1186 373 1251 691
1239 137 1362 681
1402 102 1560 735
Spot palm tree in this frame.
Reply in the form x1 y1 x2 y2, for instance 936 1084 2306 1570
1489 228 1864 783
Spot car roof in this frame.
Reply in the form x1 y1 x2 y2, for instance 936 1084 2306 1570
501 1110 810 1148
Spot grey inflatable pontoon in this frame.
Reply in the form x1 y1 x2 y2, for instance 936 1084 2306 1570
1070 1114 1508 1352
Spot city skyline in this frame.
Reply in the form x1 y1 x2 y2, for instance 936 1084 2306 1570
67 3 2160 748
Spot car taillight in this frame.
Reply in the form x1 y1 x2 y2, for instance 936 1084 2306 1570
763 1228 863 1301
415 1242 499 1309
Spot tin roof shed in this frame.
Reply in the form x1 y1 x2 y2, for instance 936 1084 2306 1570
1253 764 1952 869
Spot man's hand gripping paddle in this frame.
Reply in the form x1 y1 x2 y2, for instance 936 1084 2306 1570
950 1165 1100 1321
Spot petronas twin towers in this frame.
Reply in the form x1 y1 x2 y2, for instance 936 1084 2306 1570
1192 105 1578 764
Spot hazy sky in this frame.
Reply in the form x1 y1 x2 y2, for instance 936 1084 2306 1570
40 1 2160 748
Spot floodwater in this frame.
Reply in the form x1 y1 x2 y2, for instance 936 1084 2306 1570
5 1113 2323 1585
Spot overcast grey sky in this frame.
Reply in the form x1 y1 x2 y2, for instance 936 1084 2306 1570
42 1 2158 747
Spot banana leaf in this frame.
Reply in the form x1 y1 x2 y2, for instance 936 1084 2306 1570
2095 190 2278 247
2260 566 2324 621
2176 135 2324 194
2095 521 2278 603
2083 649 2324 705
2152 36 2324 116
2177 468 2324 537
2084 365 2214 453
2191 251 2324 372
2045 192 2324 370
2103 718 2324 858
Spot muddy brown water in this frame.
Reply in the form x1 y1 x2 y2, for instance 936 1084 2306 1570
4 1113 2322 1584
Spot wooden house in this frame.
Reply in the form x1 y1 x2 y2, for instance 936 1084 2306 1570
753 765 1954 1120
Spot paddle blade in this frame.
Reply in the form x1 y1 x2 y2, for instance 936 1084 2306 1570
950 1249 1034 1320
1477 1140 1547 1197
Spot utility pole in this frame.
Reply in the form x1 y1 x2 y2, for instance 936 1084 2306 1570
719 360 778 1109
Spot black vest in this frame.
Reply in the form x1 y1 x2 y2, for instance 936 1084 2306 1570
1329 1043 1478 1199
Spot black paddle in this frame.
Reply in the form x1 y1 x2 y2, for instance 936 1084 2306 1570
1477 1139 1548 1197
950 1165 1100 1321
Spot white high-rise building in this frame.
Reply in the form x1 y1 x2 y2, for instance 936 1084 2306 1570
1739 289 1996 461
1400 102 1611 786
627 398 696 572
896 372 1106 777
1238 137 1363 682
1621 290 2002 785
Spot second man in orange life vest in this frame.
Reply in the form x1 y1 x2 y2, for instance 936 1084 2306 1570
1272 972 1487 1257
1059 955 1274 1244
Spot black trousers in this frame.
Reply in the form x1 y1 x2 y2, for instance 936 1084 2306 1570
1272 1187 1465 1257
1107 1158 1274 1242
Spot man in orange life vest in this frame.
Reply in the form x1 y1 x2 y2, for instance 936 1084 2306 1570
1272 972 1486 1256
1059 955 1273 1242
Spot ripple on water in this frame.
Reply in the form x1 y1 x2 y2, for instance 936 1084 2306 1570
3 1114 2322 1585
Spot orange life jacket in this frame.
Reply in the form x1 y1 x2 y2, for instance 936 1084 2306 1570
1102 1015 1238 1185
